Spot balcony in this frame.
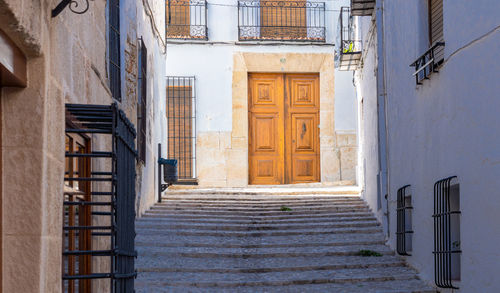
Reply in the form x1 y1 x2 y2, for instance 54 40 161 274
337 7 361 71
350 0 375 16
166 0 207 40
238 1 326 42
410 42 445 85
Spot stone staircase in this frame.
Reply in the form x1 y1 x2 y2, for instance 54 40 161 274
135 191 435 292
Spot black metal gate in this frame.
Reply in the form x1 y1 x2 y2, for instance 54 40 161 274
64 103 136 292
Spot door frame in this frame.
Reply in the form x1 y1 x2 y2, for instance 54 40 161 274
229 52 338 187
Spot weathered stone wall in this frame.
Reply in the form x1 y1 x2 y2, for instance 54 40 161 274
0 0 166 291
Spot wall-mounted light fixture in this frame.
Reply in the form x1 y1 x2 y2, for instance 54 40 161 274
52 0 92 18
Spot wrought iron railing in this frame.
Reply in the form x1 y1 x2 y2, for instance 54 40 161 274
410 42 445 85
166 0 207 40
337 6 362 70
396 185 413 256
238 1 326 42
350 0 375 16
433 176 461 289
64 103 137 292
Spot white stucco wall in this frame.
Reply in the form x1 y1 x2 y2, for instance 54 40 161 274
165 0 357 133
356 1 500 291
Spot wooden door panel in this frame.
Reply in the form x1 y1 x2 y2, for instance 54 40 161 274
285 74 320 184
249 73 284 185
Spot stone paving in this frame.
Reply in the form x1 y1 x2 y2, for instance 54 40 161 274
135 190 436 292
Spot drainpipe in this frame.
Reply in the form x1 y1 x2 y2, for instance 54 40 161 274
375 0 390 238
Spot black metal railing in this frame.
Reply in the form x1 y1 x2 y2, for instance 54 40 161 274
167 76 197 181
238 1 325 42
410 42 445 85
64 103 137 292
396 185 413 256
337 6 362 70
350 0 375 16
433 176 461 289
166 0 207 40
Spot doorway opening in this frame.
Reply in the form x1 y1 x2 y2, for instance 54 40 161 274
248 73 320 185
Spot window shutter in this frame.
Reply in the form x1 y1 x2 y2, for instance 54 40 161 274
429 0 443 45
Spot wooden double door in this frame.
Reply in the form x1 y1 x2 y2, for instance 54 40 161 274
249 73 320 185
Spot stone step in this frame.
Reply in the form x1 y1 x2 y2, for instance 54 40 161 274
136 255 405 273
135 232 386 247
136 243 393 258
162 187 360 197
141 211 375 221
158 198 365 206
135 279 436 293
135 220 380 231
145 208 371 217
151 203 368 211
137 226 383 237
135 266 418 287
137 215 378 225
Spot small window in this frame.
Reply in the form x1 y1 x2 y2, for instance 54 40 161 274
166 0 207 39
64 133 92 292
108 0 121 101
137 39 147 164
433 176 461 289
396 185 413 255
167 76 197 181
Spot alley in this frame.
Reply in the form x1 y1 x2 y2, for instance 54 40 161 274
135 188 434 292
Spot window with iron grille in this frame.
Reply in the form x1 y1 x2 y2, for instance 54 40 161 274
396 185 413 255
238 0 326 42
410 0 444 84
108 0 121 101
137 39 147 164
433 176 461 289
166 76 197 181
166 0 207 40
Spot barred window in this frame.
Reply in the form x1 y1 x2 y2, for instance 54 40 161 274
166 0 207 40
108 0 121 101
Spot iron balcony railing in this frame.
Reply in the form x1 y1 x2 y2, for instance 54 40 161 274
337 6 362 71
350 0 375 16
166 0 208 40
396 185 413 256
410 42 445 85
238 1 326 42
433 176 461 289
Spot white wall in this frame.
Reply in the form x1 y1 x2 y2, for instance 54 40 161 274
357 0 500 291
166 0 357 133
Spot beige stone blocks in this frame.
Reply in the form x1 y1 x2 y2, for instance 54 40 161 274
335 131 358 183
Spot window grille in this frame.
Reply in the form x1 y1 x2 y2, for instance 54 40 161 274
433 176 461 289
109 0 121 100
238 0 326 42
166 0 208 40
166 76 197 181
396 185 413 255
137 39 147 163
64 103 137 292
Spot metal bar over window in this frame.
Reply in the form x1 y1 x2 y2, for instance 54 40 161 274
64 103 137 292
433 176 461 289
238 1 325 42
396 185 413 256
166 0 207 40
109 0 121 101
410 42 445 85
166 76 197 181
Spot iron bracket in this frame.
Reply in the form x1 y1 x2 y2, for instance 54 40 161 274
52 0 91 18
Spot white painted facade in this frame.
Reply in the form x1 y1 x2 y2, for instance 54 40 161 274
166 0 358 186
354 1 500 291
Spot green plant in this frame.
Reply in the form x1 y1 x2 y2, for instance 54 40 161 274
357 250 383 257
280 206 292 212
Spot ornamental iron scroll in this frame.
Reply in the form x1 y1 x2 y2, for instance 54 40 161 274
52 0 92 18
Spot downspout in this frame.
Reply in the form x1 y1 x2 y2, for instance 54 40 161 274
375 0 390 238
